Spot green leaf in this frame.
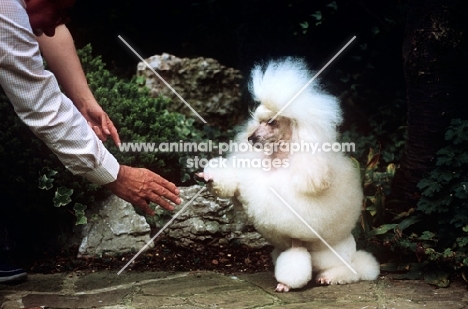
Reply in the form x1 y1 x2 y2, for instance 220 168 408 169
38 174 54 190
454 182 468 199
371 26 380 35
38 168 58 190
75 215 87 225
419 231 436 241
386 163 396 177
310 11 322 21
53 186 73 207
327 1 337 11
73 203 87 212
366 148 380 170
417 178 441 196
73 203 87 225
398 216 421 231
368 224 398 236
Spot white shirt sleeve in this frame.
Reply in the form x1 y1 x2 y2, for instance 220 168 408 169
0 0 120 185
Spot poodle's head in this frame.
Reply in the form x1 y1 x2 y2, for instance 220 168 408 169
248 58 342 144
247 105 292 145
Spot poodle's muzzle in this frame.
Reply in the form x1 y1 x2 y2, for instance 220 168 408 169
247 134 258 145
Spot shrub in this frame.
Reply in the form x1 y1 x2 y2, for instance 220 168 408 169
360 119 468 286
0 44 209 236
77 44 203 183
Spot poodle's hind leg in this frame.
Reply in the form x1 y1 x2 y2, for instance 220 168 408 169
274 239 312 292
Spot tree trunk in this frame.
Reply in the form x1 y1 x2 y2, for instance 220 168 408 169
391 0 468 211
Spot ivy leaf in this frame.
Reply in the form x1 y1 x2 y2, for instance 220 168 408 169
38 174 54 190
75 215 87 225
38 169 58 190
299 21 309 29
327 1 337 11
310 11 322 21
73 203 87 212
371 26 380 36
53 186 73 207
73 203 87 225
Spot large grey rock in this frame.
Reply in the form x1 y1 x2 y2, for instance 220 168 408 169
77 195 153 258
137 53 245 127
159 185 268 249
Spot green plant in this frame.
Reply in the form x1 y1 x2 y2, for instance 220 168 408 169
77 44 238 185
360 119 468 286
0 44 212 232
78 45 193 182
38 168 88 225
414 119 468 279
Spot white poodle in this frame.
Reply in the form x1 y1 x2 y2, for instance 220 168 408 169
200 58 379 292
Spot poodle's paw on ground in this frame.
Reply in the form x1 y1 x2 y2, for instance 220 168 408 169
275 283 290 292
316 275 353 286
316 276 333 285
316 266 359 285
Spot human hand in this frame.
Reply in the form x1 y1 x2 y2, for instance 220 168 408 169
104 165 181 215
78 100 121 146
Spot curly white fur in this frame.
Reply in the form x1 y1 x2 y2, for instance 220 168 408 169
204 58 379 292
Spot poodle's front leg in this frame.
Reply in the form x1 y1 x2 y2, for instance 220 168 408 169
275 239 312 292
201 157 239 198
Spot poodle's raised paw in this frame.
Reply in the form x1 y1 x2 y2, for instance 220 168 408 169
195 172 213 182
203 161 239 198
275 283 290 293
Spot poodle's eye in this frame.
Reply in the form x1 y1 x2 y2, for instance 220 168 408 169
267 118 277 125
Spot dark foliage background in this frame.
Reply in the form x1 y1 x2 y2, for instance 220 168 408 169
68 0 406 120
2 0 427 272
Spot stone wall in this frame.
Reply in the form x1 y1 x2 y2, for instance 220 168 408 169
160 186 268 249
77 195 154 258
77 186 268 257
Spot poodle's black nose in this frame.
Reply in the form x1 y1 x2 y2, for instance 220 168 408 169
248 135 257 145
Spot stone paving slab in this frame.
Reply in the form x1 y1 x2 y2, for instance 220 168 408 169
0 271 467 309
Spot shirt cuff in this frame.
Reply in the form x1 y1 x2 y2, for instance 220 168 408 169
82 149 120 186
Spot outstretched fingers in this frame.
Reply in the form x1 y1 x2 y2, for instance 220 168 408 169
104 166 181 216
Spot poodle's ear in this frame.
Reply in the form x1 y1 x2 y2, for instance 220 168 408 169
290 153 334 195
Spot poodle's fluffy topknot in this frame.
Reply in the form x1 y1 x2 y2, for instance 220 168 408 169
249 58 343 142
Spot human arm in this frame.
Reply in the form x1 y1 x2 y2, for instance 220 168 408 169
35 24 120 146
0 1 180 213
